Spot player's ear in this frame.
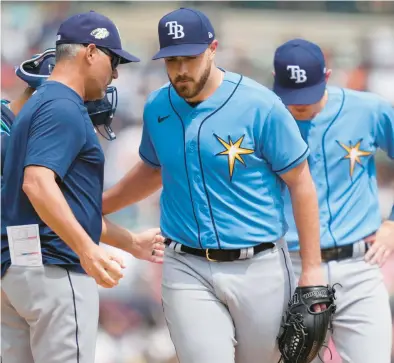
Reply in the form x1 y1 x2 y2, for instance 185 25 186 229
208 40 218 60
84 44 97 65
272 70 276 78
325 69 332 82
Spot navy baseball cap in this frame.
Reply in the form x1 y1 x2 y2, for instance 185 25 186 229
56 11 140 64
273 39 327 105
152 7 215 60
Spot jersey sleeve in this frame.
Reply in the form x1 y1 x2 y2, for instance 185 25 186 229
376 100 394 159
259 99 309 174
24 99 86 180
138 100 161 168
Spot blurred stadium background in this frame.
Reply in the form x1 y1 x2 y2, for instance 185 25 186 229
2 1 394 362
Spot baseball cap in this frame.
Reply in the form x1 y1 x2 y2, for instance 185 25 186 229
152 7 215 60
273 39 327 105
56 11 140 64
15 48 56 89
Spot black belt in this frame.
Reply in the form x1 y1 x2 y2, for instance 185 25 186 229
164 238 275 262
321 242 369 262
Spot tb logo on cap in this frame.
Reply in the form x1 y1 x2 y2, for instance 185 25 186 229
287 65 307 83
166 21 185 39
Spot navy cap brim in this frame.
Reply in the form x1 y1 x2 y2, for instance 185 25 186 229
152 43 209 60
273 79 326 106
110 48 140 63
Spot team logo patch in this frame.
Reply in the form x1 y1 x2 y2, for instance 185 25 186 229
91 28 110 39
337 138 372 178
214 134 254 181
287 65 307 83
165 21 185 39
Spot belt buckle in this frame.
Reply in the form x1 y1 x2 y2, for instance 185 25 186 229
206 249 218 262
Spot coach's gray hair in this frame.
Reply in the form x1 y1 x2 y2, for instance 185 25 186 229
56 44 84 61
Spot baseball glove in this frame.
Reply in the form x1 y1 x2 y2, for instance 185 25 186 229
277 285 338 363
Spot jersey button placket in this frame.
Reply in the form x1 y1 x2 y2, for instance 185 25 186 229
188 140 196 153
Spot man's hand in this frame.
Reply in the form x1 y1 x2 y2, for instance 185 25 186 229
127 228 165 264
100 218 165 264
365 221 394 267
78 243 125 288
298 265 327 312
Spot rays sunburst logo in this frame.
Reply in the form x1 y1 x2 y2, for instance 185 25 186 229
214 134 254 181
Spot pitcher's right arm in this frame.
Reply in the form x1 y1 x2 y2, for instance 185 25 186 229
102 160 162 215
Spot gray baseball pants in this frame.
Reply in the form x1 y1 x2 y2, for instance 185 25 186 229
161 239 295 363
1 265 99 363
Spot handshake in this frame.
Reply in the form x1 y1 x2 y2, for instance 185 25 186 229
78 225 165 288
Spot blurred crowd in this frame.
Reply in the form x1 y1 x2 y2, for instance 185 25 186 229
1 1 394 362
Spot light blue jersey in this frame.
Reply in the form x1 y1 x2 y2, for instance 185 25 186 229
139 70 309 249
285 86 394 251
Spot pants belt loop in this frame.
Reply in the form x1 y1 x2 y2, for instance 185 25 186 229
352 241 358 258
352 240 366 259
169 241 185 254
238 246 255 260
175 243 186 254
239 248 248 259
